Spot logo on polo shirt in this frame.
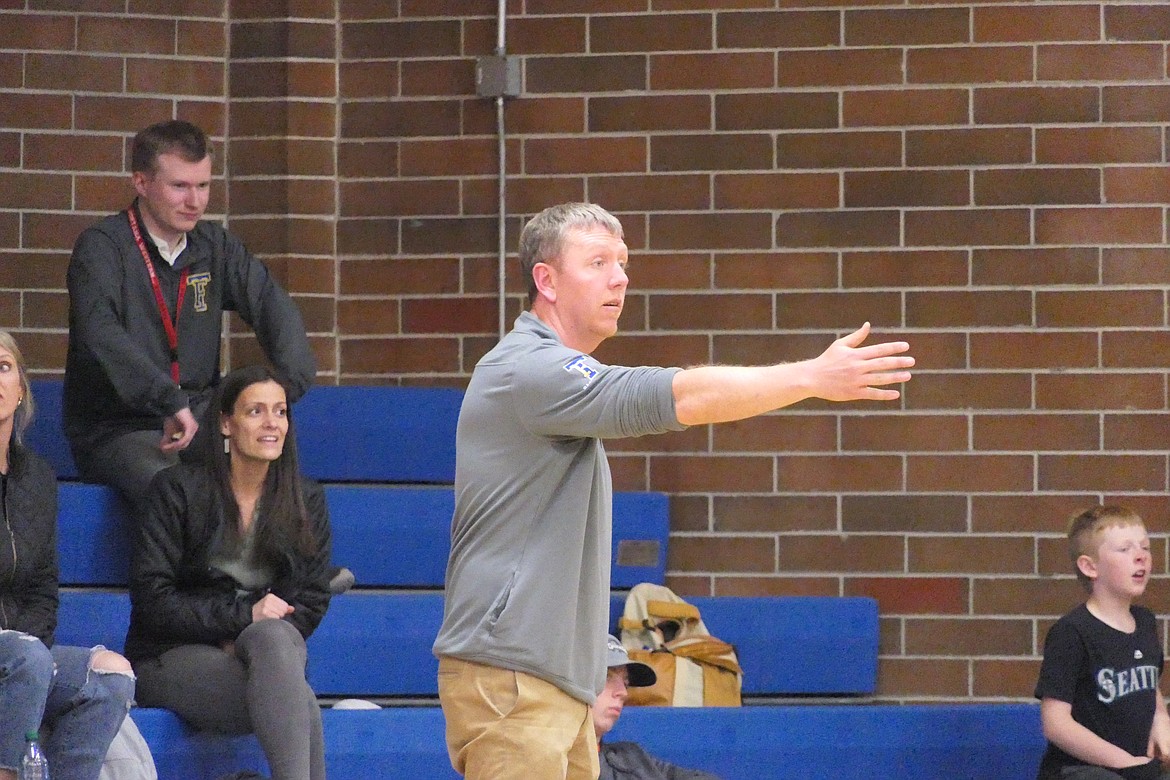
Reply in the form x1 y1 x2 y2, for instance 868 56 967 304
563 355 597 383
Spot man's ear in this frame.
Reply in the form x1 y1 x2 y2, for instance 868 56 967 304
532 262 556 304
131 171 150 198
1076 553 1097 582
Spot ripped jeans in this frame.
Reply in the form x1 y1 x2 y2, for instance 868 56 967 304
0 631 136 780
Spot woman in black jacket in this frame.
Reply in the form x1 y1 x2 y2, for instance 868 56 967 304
126 365 332 780
0 330 135 780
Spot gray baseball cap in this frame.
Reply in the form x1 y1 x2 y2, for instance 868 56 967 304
606 634 657 687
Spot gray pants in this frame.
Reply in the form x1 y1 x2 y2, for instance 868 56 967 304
134 619 325 780
1060 764 1170 779
73 429 180 512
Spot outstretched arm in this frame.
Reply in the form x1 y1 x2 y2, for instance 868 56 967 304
671 322 913 426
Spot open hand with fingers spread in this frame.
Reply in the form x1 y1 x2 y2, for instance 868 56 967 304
805 322 914 402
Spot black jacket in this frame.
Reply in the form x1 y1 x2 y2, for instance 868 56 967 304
64 201 316 453
599 741 722 780
125 462 332 663
0 443 58 646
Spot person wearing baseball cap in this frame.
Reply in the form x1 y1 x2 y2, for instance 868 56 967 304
595 635 721 780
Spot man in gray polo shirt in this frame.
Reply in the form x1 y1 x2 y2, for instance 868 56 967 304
433 203 914 779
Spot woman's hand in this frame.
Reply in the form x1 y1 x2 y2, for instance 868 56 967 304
252 592 294 622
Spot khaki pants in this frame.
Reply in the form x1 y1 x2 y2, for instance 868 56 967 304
438 656 599 780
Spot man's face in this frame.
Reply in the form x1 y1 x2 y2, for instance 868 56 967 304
592 667 630 739
539 226 629 352
133 151 212 244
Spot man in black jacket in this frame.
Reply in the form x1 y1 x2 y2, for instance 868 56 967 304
597 634 722 780
65 119 316 508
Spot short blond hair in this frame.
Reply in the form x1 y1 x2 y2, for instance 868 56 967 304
1067 505 1145 591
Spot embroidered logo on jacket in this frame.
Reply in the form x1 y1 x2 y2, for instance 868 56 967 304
187 272 211 312
563 355 597 383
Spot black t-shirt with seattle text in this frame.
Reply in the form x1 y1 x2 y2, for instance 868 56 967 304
1035 603 1163 779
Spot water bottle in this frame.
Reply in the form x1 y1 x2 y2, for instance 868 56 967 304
18 730 49 780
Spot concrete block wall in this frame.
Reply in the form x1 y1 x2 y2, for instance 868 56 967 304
2 0 1170 701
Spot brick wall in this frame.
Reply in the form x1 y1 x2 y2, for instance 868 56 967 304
2 1 1169 702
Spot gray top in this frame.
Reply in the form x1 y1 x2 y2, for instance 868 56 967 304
433 312 685 703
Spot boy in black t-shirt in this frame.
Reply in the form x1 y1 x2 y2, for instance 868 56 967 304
1035 505 1170 780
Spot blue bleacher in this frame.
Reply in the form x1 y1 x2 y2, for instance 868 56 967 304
30 378 1042 779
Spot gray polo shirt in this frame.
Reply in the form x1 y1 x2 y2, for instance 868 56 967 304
434 312 685 703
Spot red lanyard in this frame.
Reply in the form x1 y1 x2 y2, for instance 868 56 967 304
126 206 188 384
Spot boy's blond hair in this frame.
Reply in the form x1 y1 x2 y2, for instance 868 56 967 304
1067 505 1145 592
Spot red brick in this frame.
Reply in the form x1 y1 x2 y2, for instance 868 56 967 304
342 100 460 139
972 495 1096 534
499 16 586 56
1106 4 1170 41
973 660 1042 698
910 536 1034 575
652 134 772 173
79 16 176 55
774 292 901 330
973 248 1099 286
342 19 460 58
842 494 968 533
340 62 400 99
908 46 1033 85
715 172 837 211
526 54 647 94
1105 413 1170 452
1037 374 1164 412
1039 454 1167 492
76 96 175 133
649 455 774 493
908 455 1034 492
592 13 710 53
649 293 771 331
712 577 841 598
668 535 775 574
716 92 837 131
842 414 966 452
622 252 710 292
842 251 968 289
651 52 774 90
337 299 398 335
713 414 838 454
402 297 496 335
845 88 968 127
715 253 837 290
0 173 71 210
341 336 459 375
26 53 125 92
974 5 1100 43
588 174 710 212
340 179 459 217
1038 127 1162 164
906 373 1032 411
0 13 74 49
846 8 968 46
879 658 970 698
1103 85 1170 123
847 577 968 615
906 618 1033 657
1105 167 1170 204
777 49 903 88
781 534 904 574
974 413 1099 452
907 128 1032 166
907 291 1031 328
127 57 224 96
974 86 1098 124
590 95 711 133
593 334 709 370
1103 248 1170 284
1104 331 1170 369
1036 207 1162 246
974 578 1084 616
1038 289 1163 328
718 10 837 48
905 209 1031 247
23 213 96 251
776 210 899 249
777 131 902 169
971 332 1097 369
0 94 71 130
527 136 645 175
650 212 772 251
401 58 474 97
1038 43 1163 81
178 20 226 58
845 170 968 208
778 455 904 492
0 251 67 286
975 168 1099 206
